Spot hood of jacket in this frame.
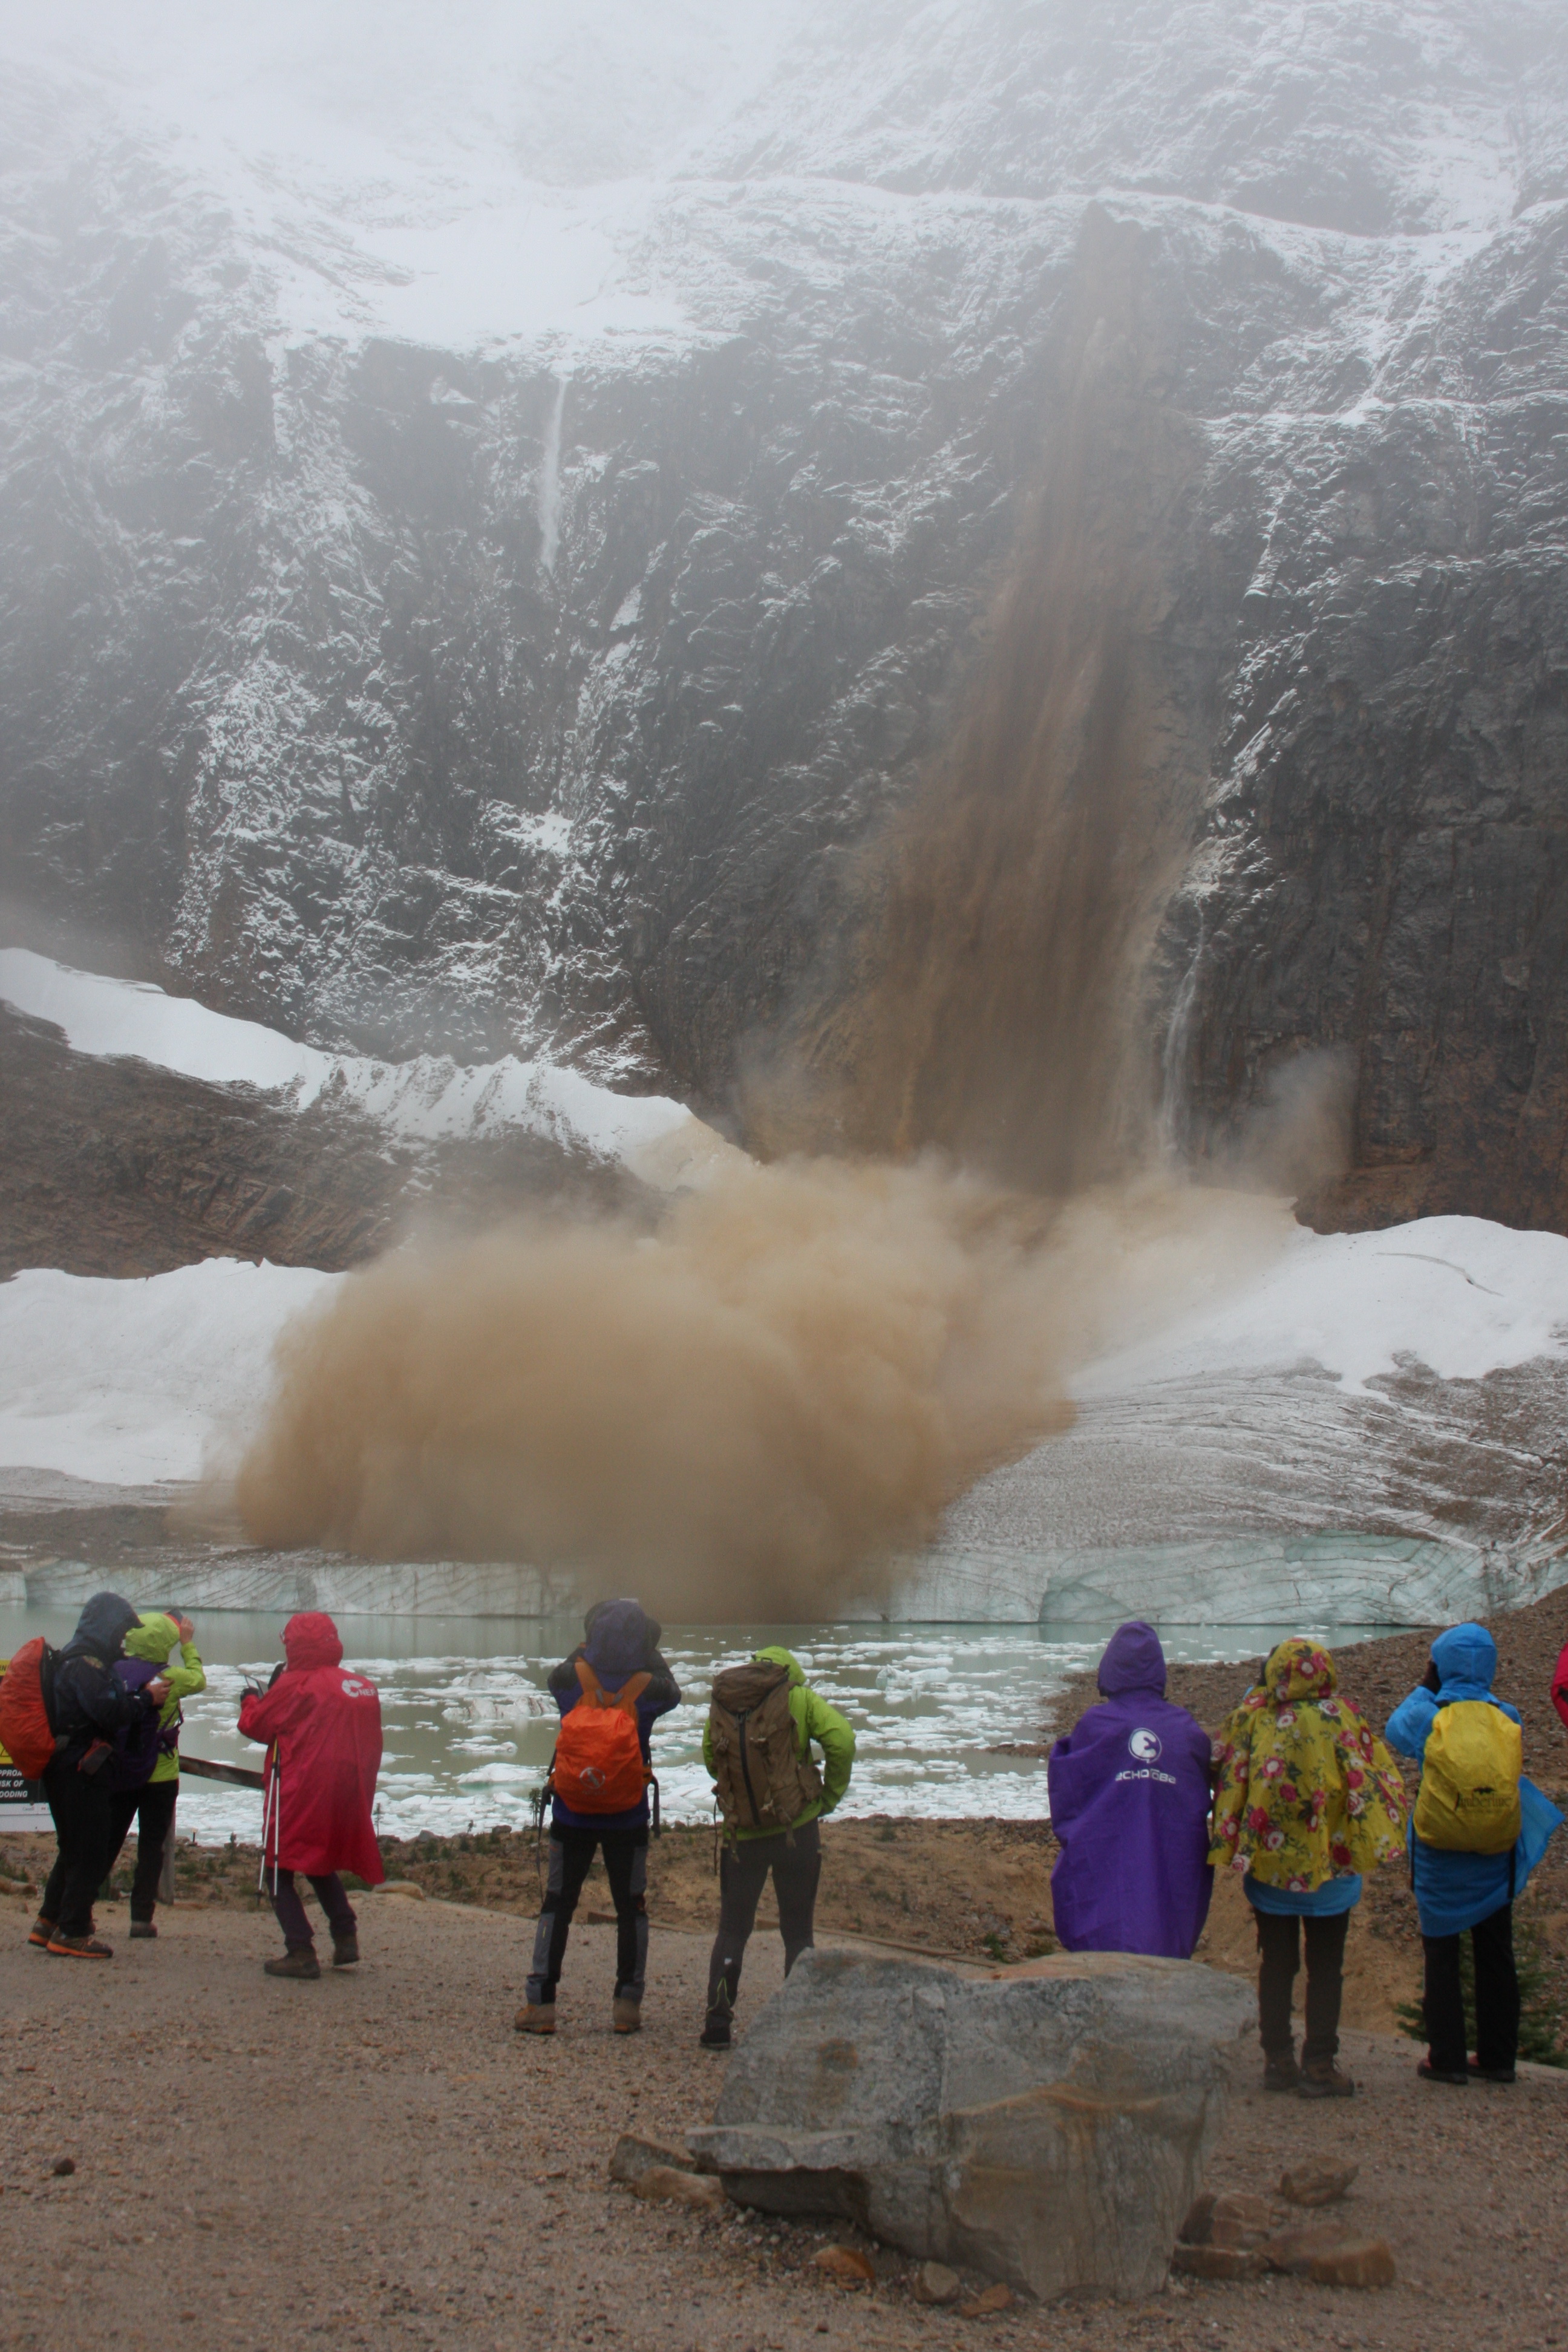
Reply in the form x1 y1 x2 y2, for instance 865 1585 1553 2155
1261 1637 1339 1705
1097 1621 1166 1697
62 1590 140 1663
123 1612 181 1665
1432 1622 1498 1697
282 1612 344 1672
584 1599 659 1677
753 1645 805 1687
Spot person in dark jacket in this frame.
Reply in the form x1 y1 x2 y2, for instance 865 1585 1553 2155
33 1592 168 1959
1047 1621 1214 1960
517 1599 679 2037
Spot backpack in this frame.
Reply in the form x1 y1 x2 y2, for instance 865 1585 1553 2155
548 1662 651 1815
707 1661 822 1836
100 1659 165 1794
0 1639 59 1780
1414 1699 1523 1855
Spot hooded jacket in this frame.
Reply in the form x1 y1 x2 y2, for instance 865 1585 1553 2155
51 1592 159 1769
546 1599 681 1832
1047 1621 1214 1958
238 1612 384 1883
122 1613 206 1786
701 1646 856 1841
1386 1622 1561 1936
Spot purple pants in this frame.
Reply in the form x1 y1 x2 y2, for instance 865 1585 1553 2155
270 1869 356 1950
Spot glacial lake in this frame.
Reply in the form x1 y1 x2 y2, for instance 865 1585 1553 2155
0 1610 1393 1841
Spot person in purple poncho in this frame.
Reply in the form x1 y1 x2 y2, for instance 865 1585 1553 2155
1047 1620 1214 1958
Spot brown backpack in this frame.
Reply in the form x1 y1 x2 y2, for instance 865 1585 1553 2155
707 1661 822 1837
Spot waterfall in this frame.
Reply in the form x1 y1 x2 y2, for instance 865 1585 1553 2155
1157 911 1204 1163
537 374 567 575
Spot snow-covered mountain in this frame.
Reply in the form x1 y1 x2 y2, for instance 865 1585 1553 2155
3 1 1568 1224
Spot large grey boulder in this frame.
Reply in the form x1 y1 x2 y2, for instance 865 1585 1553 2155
687 1948 1254 2302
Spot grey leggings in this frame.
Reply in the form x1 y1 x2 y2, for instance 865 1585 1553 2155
270 1869 356 1950
708 1817 822 2011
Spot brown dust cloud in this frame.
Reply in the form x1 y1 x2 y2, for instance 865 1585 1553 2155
232 215 1330 1619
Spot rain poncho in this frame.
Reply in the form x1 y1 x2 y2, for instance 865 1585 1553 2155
1209 1638 1406 1894
1047 1621 1213 1958
1386 1622 1563 1936
238 1613 384 1884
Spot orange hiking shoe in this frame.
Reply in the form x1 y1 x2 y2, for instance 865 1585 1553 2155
47 1932 113 1959
27 1915 55 1950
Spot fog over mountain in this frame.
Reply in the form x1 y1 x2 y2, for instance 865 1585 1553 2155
4 1 1568 1227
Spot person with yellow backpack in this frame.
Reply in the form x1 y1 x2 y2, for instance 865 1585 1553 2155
1387 1622 1563 2086
699 1645 855 2049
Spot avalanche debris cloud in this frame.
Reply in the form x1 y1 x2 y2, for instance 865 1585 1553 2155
232 1158 1286 1621
232 218 1304 1618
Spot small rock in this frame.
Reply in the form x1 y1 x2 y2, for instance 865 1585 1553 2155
609 2131 696 2186
1262 2223 1359 2275
630 2166 724 2212
913 2261 963 2305
1212 2190 1276 2230
960 2282 1014 2317
1306 2238 1396 2290
1171 2244 1266 2281
50 2158 74 2178
375 1880 425 1900
1278 2161 1359 2207
812 2245 876 2287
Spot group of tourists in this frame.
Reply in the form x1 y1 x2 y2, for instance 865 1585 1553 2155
2 1590 1561 2084
1049 1618 1564 2089
0 1591 857 2040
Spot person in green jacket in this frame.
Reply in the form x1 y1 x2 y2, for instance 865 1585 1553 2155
108 1611 206 1939
700 1645 855 2048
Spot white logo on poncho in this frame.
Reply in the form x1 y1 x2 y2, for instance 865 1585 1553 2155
1127 1726 1163 1764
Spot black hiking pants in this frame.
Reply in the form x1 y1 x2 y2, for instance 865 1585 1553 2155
1255 1907 1349 2066
269 1869 358 1951
40 1757 122 1938
106 1777 179 1922
707 1817 822 2013
1423 1900 1518 2074
526 1826 648 2005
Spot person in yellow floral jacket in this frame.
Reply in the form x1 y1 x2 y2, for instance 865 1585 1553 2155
1209 1638 1406 2099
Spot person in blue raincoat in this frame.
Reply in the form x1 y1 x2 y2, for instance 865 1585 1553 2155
1386 1622 1563 2086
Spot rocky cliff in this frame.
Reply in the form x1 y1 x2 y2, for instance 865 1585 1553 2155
4 2 1568 1224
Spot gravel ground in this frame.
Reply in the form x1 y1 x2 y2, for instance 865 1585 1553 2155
1 1884 1566 2352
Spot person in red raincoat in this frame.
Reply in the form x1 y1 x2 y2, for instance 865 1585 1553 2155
238 1612 384 1981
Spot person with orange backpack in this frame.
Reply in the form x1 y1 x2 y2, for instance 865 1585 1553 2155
1387 1622 1563 2085
517 1599 679 2037
4 1593 169 1959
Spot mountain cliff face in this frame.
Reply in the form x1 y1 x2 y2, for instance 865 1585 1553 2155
4 1 1568 1223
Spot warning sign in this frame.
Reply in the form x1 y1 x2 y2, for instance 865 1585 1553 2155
0 1760 50 1832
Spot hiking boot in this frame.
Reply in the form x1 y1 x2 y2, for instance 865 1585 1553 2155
1417 2057 1469 2086
1468 2059 1517 2083
27 1915 54 1950
514 2001 556 2034
612 1996 642 2035
331 1933 360 1967
701 1987 733 2048
1262 2050 1299 2093
1299 2057 1354 2098
264 1946 321 1980
128 1919 157 1940
47 1932 113 1959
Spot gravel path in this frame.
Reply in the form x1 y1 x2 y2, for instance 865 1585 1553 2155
2 1885 1566 2352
